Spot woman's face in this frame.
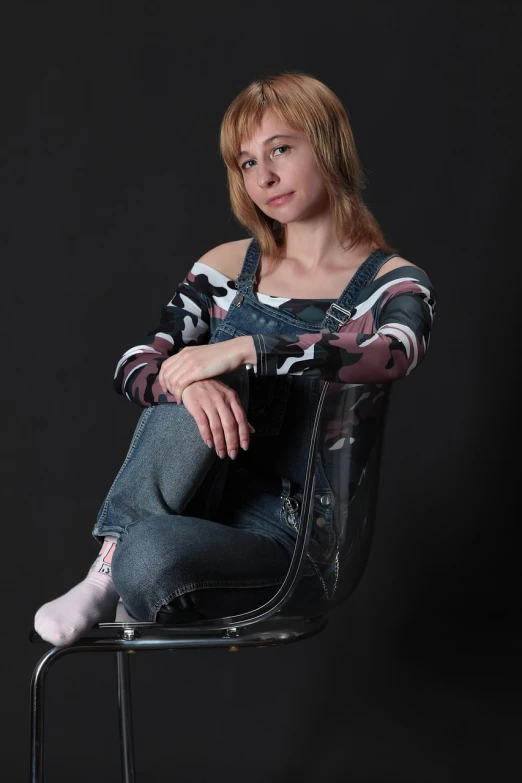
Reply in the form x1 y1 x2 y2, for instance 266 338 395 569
238 110 329 223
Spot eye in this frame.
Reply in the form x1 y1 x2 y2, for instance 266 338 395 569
240 145 290 171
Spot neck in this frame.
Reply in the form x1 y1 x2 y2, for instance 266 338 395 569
280 225 371 272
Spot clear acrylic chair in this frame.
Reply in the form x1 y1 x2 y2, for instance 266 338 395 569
29 378 392 783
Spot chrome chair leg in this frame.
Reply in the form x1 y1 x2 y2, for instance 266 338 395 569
29 646 68 783
29 643 137 783
117 650 136 783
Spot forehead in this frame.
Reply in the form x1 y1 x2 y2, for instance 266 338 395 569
239 110 301 151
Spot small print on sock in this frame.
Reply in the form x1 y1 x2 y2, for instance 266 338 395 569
90 536 117 576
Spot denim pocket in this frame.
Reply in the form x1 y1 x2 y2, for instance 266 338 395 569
208 324 246 344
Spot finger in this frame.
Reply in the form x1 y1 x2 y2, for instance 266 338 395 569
158 366 172 394
159 354 179 378
159 365 176 395
158 365 165 391
160 353 187 390
215 401 241 458
206 409 228 459
163 374 180 404
228 395 251 451
191 407 214 449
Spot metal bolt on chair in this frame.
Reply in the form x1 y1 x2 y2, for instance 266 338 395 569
29 378 391 782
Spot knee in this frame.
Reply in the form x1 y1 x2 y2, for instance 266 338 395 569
110 516 204 620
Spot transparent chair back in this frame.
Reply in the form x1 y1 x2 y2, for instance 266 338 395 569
307 380 391 613
185 376 391 629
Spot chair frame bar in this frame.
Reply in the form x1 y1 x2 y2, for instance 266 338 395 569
29 617 328 782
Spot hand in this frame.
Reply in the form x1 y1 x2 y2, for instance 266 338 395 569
180 379 255 458
159 337 254 403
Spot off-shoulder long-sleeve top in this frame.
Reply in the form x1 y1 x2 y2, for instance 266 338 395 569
114 260 437 407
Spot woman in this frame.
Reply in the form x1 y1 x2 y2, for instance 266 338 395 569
35 71 437 645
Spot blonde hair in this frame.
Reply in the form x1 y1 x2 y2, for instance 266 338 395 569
219 71 398 266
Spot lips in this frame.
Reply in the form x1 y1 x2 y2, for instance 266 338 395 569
266 191 294 205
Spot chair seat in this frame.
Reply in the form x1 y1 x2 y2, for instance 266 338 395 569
30 611 329 649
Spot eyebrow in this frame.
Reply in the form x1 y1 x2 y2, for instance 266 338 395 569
237 134 298 160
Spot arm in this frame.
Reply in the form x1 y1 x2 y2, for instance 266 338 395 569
250 274 437 383
114 272 212 407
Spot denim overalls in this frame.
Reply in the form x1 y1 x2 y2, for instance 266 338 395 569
209 237 400 593
94 237 399 622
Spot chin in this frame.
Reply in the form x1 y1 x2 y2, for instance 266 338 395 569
265 202 301 220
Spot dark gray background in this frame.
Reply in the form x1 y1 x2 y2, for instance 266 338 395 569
2 1 520 781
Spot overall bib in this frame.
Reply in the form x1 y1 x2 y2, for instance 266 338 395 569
94 237 399 622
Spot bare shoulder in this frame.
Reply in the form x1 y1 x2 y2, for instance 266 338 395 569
374 256 422 280
196 238 250 280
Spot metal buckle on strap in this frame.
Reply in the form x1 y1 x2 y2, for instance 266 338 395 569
325 303 355 325
233 275 254 306
281 495 300 529
235 274 255 287
281 496 299 513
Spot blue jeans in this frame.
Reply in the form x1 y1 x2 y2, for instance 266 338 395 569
92 369 324 622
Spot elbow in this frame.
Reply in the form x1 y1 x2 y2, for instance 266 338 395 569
113 373 150 408
397 351 427 381
388 337 427 381
113 375 130 398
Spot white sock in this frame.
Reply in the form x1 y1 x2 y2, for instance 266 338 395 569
34 536 120 646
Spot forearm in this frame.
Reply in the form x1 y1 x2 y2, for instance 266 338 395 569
114 276 213 407
115 355 179 407
249 288 435 382
251 330 416 382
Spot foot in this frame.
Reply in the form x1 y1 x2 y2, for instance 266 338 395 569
34 571 120 646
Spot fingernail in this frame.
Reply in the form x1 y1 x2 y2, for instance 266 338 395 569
218 450 226 459
229 450 238 460
241 441 249 451
206 441 213 448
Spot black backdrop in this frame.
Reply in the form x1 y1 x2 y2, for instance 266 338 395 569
3 2 521 781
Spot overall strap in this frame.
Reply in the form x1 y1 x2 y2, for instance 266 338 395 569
281 476 293 500
235 237 260 292
322 249 401 332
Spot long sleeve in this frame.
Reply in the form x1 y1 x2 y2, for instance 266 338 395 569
114 272 212 407
251 272 437 383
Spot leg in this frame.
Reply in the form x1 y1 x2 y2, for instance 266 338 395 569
92 367 249 541
111 511 294 622
34 367 250 644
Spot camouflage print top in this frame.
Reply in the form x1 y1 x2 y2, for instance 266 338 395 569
114 260 437 407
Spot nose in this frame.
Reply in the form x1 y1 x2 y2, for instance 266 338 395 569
256 161 278 189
